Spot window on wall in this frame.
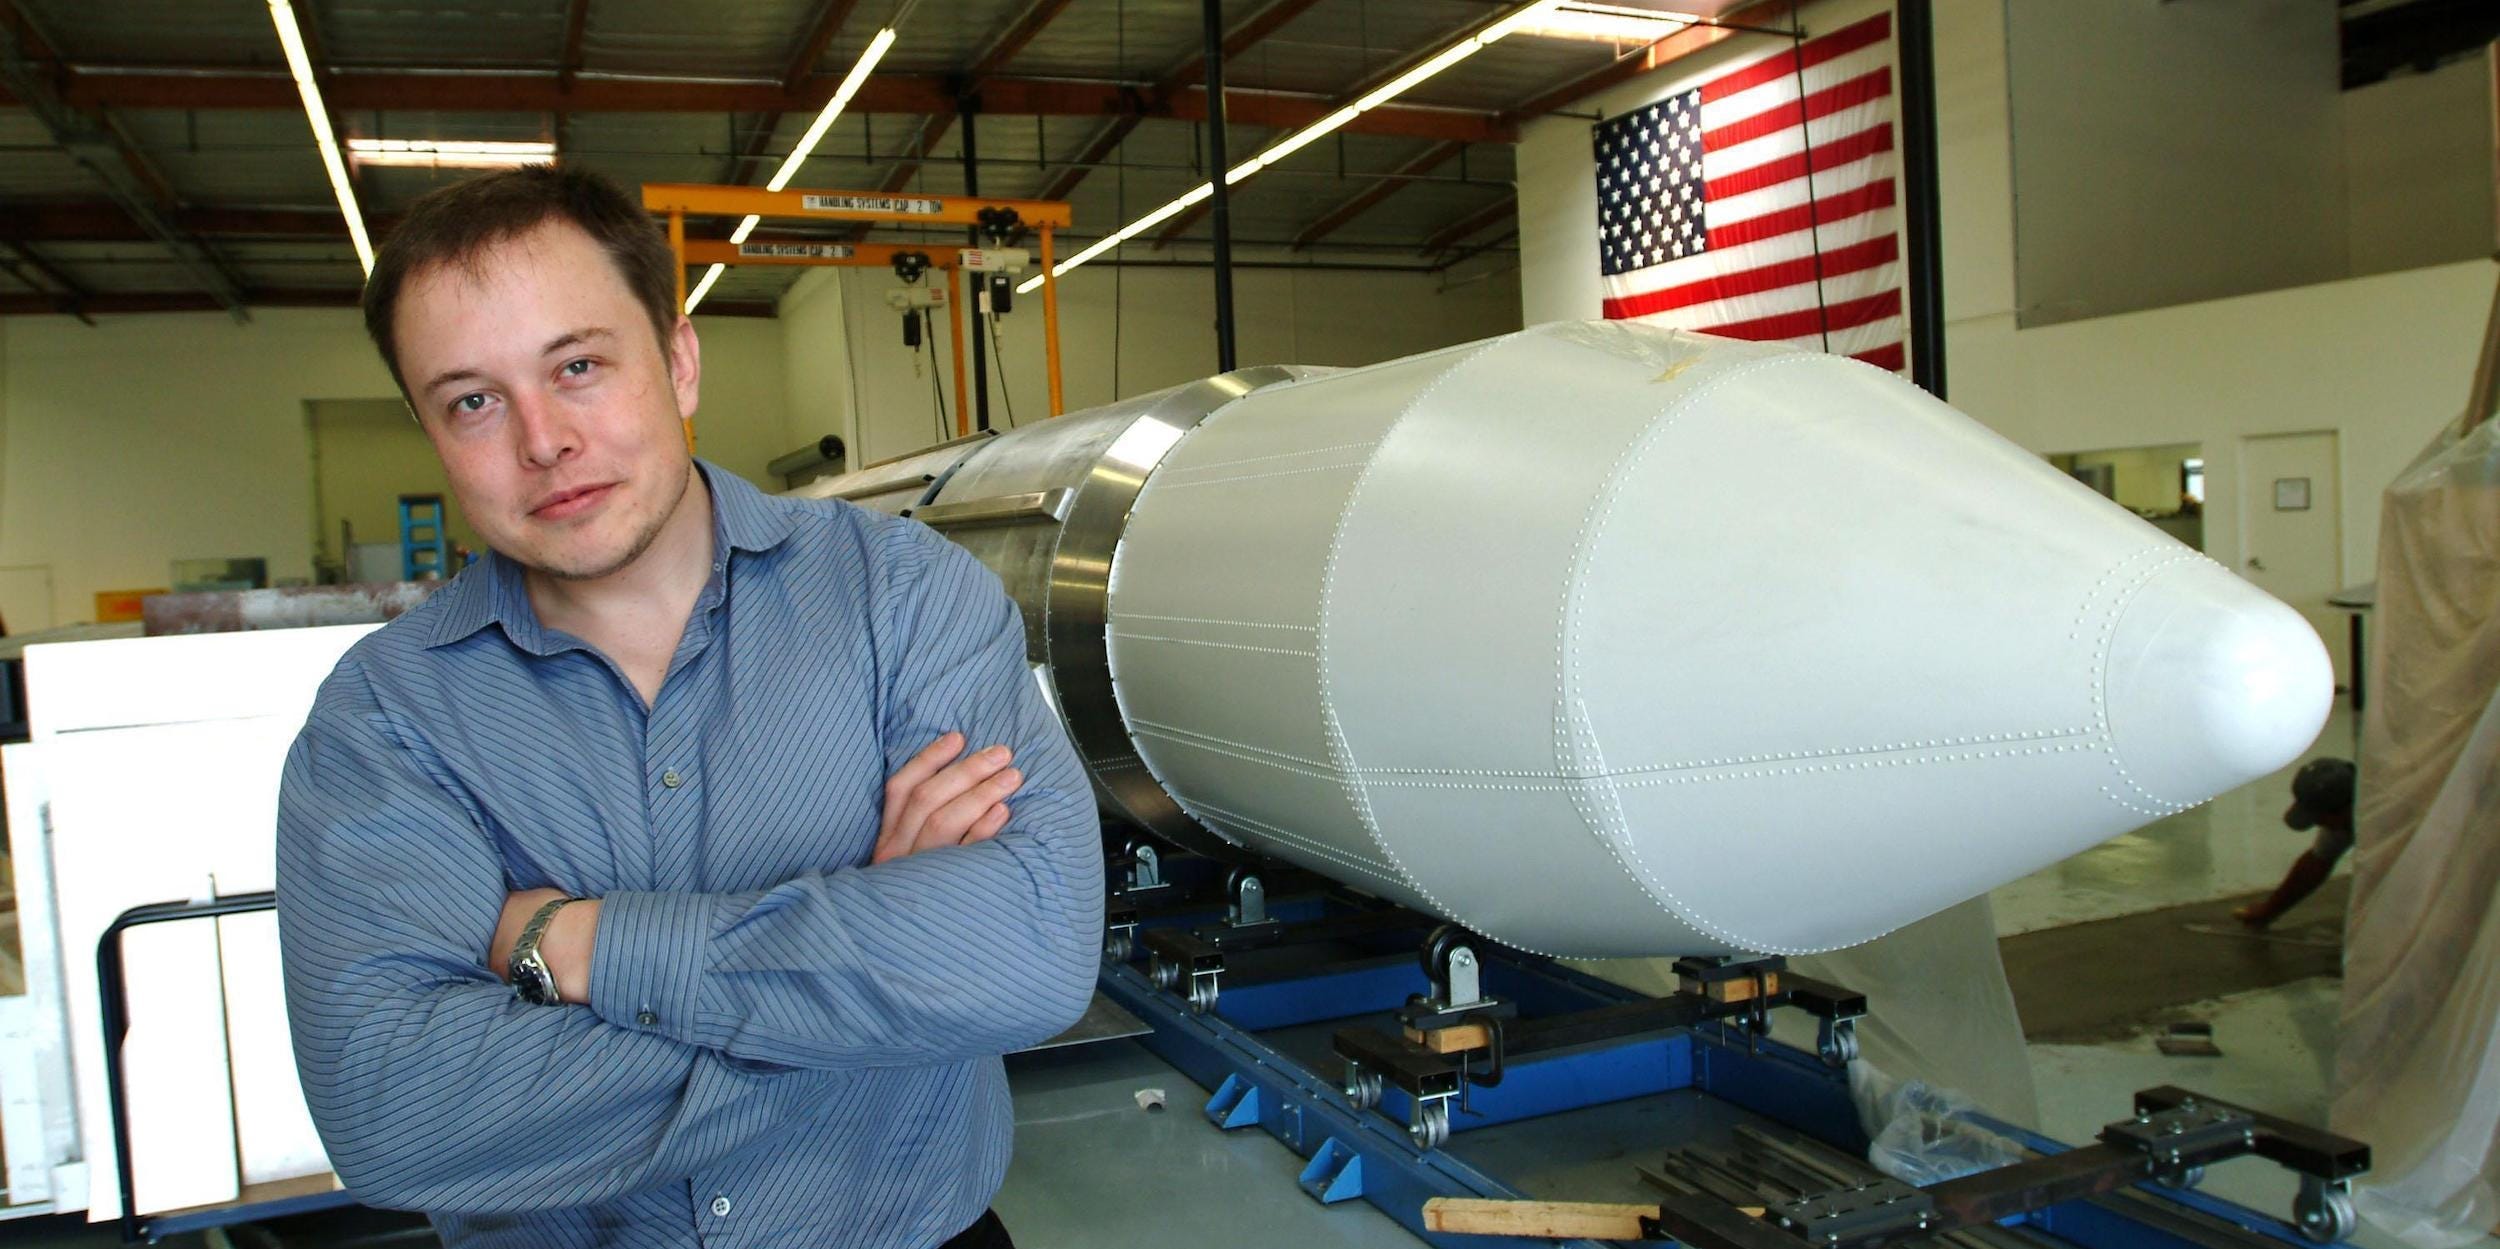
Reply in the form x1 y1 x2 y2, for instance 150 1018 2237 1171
2183 458 2206 504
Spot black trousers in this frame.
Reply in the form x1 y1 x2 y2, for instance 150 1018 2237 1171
940 1210 1014 1249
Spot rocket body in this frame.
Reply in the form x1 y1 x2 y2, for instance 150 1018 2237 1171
801 322 2330 958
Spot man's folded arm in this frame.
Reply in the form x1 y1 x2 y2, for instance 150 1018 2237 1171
588 526 1106 1070
277 666 821 1214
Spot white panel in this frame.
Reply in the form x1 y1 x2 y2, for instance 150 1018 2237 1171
219 912 326 1186
112 922 236 1217
1 745 78 1203
24 626 374 736
0 996 52 1203
28 627 368 1218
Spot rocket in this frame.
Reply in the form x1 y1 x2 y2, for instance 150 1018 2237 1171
801 321 2331 959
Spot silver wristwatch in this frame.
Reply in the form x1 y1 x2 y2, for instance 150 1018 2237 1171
508 897 576 1005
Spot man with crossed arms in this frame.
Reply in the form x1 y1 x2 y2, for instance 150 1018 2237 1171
277 166 1101 1248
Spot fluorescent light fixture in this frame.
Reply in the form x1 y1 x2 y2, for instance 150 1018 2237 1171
690 12 907 311
766 24 899 192
345 138 557 168
1512 2 1703 43
1020 0 1560 294
685 263 726 314
266 0 373 274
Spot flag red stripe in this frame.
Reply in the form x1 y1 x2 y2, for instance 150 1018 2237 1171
1703 124 1894 201
1704 68 1892 151
1699 288 1901 341
1699 12 1894 103
1600 234 1900 320
1706 179 1896 249
1853 343 1907 371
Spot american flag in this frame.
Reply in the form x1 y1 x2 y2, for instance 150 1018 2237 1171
1595 12 1904 371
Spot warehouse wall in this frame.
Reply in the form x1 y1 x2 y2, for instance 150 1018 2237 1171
2006 4 2493 327
2344 55 2499 276
804 262 1525 468
306 398 488 577
2003 0 2347 326
0 310 789 629
1515 0 2490 591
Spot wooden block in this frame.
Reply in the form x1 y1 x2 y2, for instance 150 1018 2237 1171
1423 1198 1658 1240
1681 972 1780 1003
1404 1021 1494 1053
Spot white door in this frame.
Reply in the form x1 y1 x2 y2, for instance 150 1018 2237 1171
2240 431 2345 685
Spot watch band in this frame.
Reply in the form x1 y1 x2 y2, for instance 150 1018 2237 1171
508 896 576 1005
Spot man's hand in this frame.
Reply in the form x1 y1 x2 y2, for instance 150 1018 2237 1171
489 888 601 1004
876 731 1019 864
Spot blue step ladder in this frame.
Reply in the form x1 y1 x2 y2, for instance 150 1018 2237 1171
398 494 451 581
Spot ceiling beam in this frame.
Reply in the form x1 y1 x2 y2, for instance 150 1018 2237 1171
0 289 780 317
1504 0 1792 121
554 0 589 149
784 0 867 93
866 0 1083 197
0 202 402 241
24 71 1507 143
1290 140 1463 250
0 239 93 323
1420 193 1514 257
1280 0 1793 253
1429 227 1517 273
1034 0 1327 207
558 0 591 89
721 0 870 187
0 1 251 317
1153 4 1513 249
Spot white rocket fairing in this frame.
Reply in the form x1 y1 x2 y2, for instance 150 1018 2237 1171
810 322 2332 959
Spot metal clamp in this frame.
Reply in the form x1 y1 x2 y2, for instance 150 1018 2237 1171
2100 1100 2258 1175
1765 1179 1937 1247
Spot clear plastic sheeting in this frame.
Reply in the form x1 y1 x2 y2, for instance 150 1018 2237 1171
2333 415 2500 1247
1582 895 2040 1132
1852 1061 2029 1186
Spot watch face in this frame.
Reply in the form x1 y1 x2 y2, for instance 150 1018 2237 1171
514 956 556 1004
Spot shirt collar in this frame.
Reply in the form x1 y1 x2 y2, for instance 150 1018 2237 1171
423 459 801 651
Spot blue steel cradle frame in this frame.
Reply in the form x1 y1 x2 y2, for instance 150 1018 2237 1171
1098 898 2356 1249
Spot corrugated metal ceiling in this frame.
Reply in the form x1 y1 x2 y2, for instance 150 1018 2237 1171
0 0 1757 312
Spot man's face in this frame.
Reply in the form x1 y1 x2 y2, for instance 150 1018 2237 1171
393 219 701 581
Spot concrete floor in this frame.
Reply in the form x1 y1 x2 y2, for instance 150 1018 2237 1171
9 702 2466 1249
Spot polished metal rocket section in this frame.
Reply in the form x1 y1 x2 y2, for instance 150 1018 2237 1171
798 367 1320 858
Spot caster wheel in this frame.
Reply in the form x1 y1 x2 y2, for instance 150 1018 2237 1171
2295 1184 2356 1244
1150 957 1179 991
1104 931 1132 962
1188 976 1218 1015
1409 1099 1451 1150
1818 1021 1860 1067
1343 1065 1382 1110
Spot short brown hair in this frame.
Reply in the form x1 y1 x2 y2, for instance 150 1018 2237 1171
361 165 680 394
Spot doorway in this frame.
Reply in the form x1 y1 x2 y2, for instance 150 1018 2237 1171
2238 431 2344 685
2048 442 2205 551
305 400 483 583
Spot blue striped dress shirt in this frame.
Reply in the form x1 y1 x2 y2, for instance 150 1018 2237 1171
276 463 1104 1248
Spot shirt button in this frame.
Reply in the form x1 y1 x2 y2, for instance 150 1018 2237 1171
661 769 683 789
637 1009 659 1027
710 1196 733 1218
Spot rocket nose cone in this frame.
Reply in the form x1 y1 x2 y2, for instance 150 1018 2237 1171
2102 558 2335 810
